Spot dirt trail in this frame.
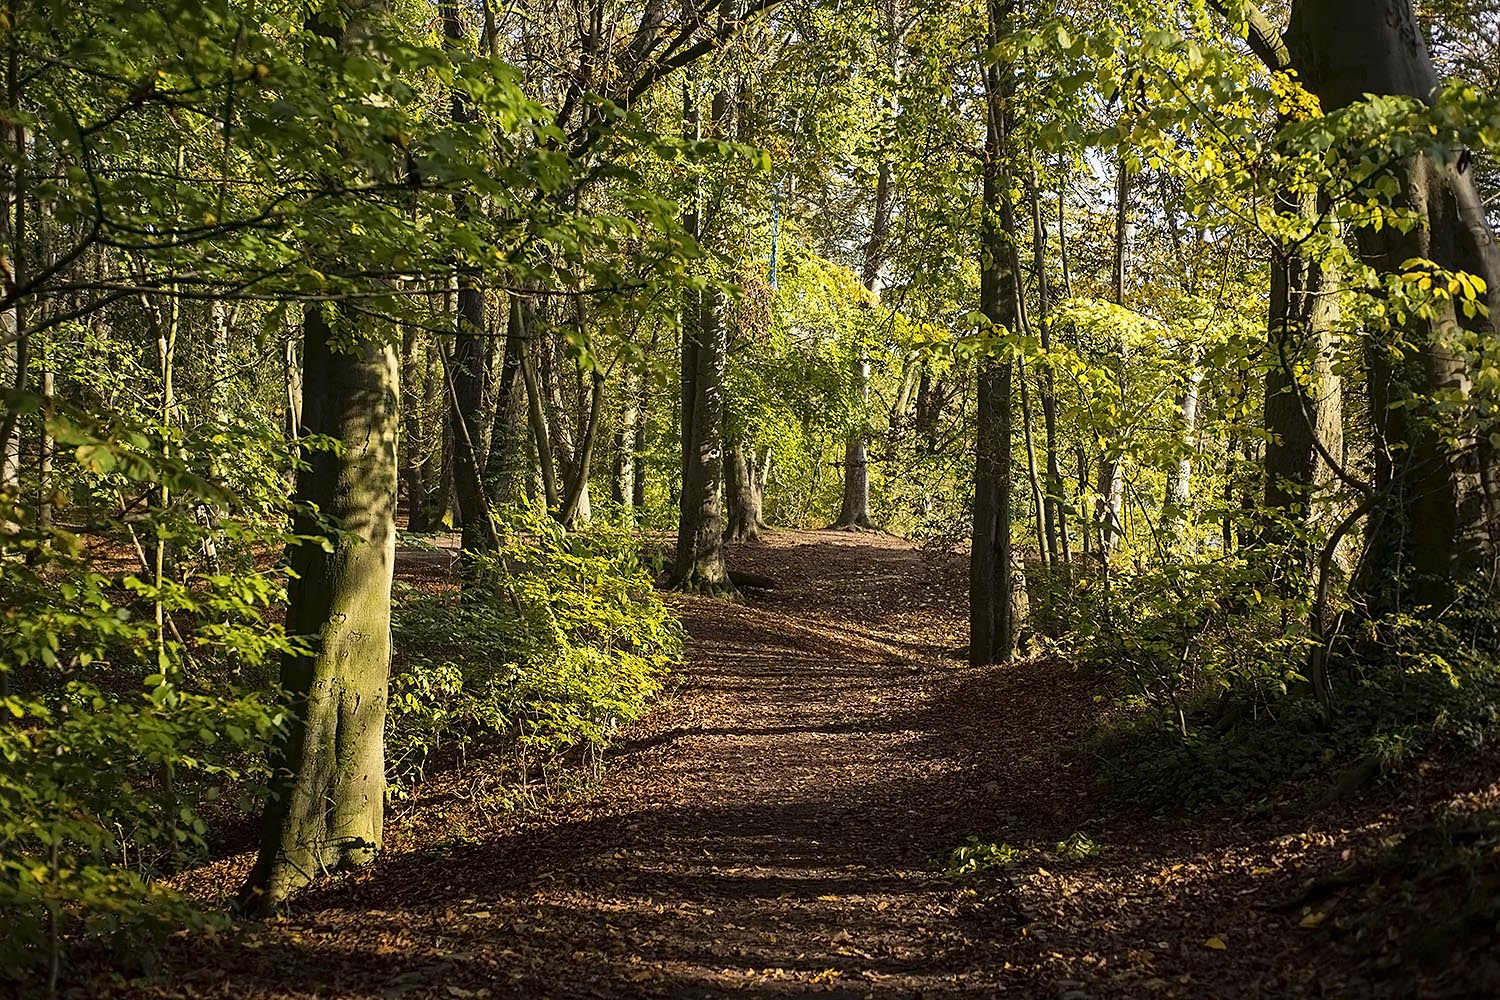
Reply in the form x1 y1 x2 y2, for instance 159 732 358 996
107 531 1500 999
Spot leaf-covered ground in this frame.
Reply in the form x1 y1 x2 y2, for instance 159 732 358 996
88 531 1500 998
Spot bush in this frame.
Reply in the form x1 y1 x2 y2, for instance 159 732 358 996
1069 550 1500 811
386 504 683 781
0 402 292 982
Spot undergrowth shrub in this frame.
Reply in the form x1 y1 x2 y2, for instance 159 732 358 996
387 504 682 781
1066 550 1500 811
0 401 292 982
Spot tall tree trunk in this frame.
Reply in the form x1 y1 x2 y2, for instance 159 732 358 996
970 2 1021 666
442 0 496 555
0 73 27 496
1018 354 1047 565
36 367 52 530
240 3 399 912
240 304 398 913
483 292 528 510
540 314 589 522
832 156 887 530
754 445 772 526
557 369 604 525
1163 354 1204 530
631 325 660 512
1287 0 1500 608
669 77 731 591
631 393 649 511
518 318 559 510
1096 155 1131 557
1030 170 1067 569
611 366 639 514
1262 189 1342 552
833 5 900 529
671 277 732 589
400 318 434 531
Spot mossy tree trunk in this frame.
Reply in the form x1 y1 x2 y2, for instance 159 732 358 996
1286 0 1500 608
240 0 399 913
970 0 1021 666
669 78 732 592
239 303 399 913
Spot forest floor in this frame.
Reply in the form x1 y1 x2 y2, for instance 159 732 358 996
91 530 1500 999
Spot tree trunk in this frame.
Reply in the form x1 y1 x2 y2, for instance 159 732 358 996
1262 189 1342 550
669 77 731 592
239 304 398 913
631 396 648 510
970 2 1021 666
483 291 528 510
442 0 496 555
1030 170 1067 569
833 9 900 530
1287 0 1500 607
754 445 772 526
725 440 762 543
399 318 433 531
1164 350 1205 530
631 326 659 512
557 370 603 525
541 315 590 523
671 276 732 590
611 366 639 514
519 319 559 510
0 86 27 496
1096 155 1132 557
1018 354 1047 565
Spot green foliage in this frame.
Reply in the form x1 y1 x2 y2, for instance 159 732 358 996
1053 831 1101 861
0 403 291 981
386 504 682 781
945 837 1022 877
1080 572 1500 811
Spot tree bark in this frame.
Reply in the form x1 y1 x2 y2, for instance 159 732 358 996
669 76 731 591
970 0 1021 666
240 304 398 913
671 276 733 590
1029 169 1067 568
399 318 433 531
1286 0 1500 606
0 75 27 496
1018 354 1047 565
518 314 559 510
483 291 528 510
1096 155 1131 557
558 369 604 525
1164 353 1204 529
725 439 762 542
442 0 497 555
833 5 899 530
1262 188 1342 549
611 366 639 514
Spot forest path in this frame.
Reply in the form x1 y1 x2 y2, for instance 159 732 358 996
355 529 1030 998
155 530 1063 999
124 530 1499 999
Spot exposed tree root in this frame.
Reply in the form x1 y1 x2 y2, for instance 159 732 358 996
821 518 882 533
727 569 777 590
